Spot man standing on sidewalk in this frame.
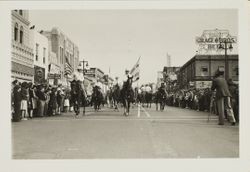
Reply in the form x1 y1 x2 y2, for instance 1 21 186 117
211 69 236 126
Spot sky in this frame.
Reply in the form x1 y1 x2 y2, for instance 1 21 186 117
29 9 237 84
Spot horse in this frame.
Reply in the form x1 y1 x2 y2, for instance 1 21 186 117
111 84 120 111
91 86 103 111
155 89 167 111
145 91 153 108
70 80 86 116
120 76 134 116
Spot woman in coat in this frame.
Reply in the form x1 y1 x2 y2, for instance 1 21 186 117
36 85 47 117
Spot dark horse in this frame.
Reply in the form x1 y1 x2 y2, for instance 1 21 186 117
155 88 167 111
120 76 134 116
145 91 153 108
92 86 103 111
70 80 86 116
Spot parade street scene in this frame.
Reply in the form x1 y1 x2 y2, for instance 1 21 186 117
11 9 239 159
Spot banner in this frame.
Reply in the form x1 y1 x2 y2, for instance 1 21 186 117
130 57 140 82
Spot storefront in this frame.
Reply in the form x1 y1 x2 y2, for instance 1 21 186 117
48 63 61 86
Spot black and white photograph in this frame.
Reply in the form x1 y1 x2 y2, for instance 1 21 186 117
0 0 250 172
10 9 239 159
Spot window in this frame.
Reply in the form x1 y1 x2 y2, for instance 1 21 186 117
43 48 46 64
14 23 18 41
200 66 208 76
218 66 225 72
234 67 239 76
201 66 208 72
19 26 23 44
35 43 39 61
19 10 23 16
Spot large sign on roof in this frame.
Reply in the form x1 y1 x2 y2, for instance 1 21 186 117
196 29 237 54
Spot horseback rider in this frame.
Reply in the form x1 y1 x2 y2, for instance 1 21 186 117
157 82 168 111
122 69 132 88
70 67 87 116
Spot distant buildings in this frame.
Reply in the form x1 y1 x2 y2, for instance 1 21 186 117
42 27 80 85
161 29 238 90
11 10 34 82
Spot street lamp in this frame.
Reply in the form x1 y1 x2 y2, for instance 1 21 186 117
218 38 234 80
79 59 89 75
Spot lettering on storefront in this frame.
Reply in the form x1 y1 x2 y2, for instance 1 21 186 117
195 81 212 89
48 73 61 79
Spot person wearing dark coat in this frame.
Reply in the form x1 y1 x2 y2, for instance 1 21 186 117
12 80 21 122
36 85 47 117
211 70 236 125
228 79 239 122
48 87 57 116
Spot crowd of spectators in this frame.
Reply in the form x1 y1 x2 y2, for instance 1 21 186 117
11 80 72 122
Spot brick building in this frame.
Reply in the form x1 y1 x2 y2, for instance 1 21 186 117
178 54 238 89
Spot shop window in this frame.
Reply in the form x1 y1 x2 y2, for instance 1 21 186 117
19 26 23 44
14 23 18 41
218 66 225 72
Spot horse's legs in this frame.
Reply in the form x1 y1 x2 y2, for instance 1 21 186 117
83 105 85 115
127 101 130 116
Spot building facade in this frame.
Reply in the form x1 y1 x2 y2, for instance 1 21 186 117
11 10 34 82
178 54 238 89
42 27 80 86
30 29 49 84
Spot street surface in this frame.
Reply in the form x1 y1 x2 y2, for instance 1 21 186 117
12 104 239 159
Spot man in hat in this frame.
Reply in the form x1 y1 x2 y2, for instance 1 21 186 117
211 69 236 125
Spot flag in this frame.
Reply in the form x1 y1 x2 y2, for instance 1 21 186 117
64 58 73 76
130 56 140 82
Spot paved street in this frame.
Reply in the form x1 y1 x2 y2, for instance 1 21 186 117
12 104 239 159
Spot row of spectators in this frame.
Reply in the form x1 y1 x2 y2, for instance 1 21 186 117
163 80 239 122
11 80 72 121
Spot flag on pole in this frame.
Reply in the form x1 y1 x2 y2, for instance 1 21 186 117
64 58 74 76
130 56 140 82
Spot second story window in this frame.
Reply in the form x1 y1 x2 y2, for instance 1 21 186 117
201 66 208 76
19 26 23 44
14 23 18 41
35 43 39 61
43 48 46 64
19 10 23 16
